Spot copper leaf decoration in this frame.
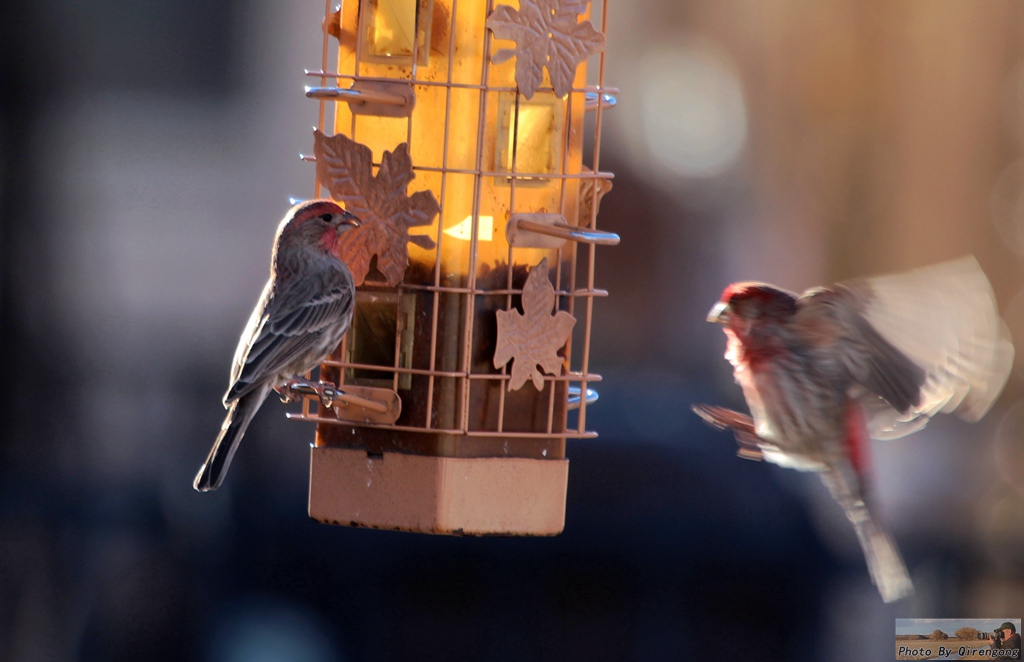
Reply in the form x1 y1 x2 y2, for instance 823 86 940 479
494 258 576 391
313 130 439 286
486 0 606 99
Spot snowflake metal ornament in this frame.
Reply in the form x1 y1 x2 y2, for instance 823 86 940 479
494 258 577 391
486 0 606 99
313 130 439 286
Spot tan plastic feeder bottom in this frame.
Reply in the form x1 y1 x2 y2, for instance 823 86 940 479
308 446 569 536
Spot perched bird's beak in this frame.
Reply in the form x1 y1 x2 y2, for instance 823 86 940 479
707 301 730 324
336 212 361 235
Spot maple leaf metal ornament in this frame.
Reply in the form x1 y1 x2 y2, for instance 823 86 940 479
486 0 606 99
494 258 576 391
313 130 439 286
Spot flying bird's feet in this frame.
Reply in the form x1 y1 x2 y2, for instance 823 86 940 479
691 404 765 461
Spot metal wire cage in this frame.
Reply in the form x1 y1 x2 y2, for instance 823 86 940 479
293 0 617 535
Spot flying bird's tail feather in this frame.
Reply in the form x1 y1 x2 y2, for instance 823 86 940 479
820 464 913 603
851 509 913 603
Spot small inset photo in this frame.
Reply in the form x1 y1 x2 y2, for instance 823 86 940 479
896 619 1021 660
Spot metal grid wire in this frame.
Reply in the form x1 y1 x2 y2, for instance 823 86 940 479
292 0 613 441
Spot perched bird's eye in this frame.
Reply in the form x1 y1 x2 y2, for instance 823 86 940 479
319 213 333 223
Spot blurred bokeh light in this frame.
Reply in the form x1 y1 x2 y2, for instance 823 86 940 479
633 40 747 180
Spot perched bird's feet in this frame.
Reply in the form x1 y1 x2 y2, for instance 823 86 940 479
276 378 339 408
275 380 304 403
276 378 319 404
314 381 339 409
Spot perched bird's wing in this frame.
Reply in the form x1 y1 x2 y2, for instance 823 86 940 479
225 269 354 403
227 278 274 399
800 257 1013 440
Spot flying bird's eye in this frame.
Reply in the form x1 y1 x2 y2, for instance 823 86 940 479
319 213 333 223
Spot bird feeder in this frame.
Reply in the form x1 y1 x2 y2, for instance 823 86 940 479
291 0 618 535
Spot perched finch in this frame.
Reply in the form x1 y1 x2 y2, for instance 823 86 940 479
193 200 360 492
694 256 1013 602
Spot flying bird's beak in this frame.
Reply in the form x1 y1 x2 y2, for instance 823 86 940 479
707 301 729 324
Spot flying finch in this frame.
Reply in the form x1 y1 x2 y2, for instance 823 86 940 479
193 199 360 492
694 256 1013 602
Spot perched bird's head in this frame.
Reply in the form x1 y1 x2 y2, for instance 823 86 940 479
708 283 798 336
278 199 361 254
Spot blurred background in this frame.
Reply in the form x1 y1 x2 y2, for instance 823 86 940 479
2 1 1023 660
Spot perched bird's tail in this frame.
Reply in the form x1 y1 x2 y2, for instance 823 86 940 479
194 386 269 492
820 464 913 603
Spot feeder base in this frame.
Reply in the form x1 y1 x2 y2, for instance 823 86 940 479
308 446 568 536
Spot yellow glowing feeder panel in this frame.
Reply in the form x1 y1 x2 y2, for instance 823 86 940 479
358 0 432 65
497 93 562 181
334 0 590 284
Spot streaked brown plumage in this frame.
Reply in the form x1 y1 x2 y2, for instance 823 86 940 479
193 200 360 492
695 256 1013 602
